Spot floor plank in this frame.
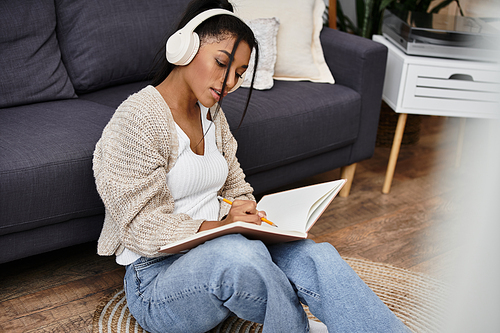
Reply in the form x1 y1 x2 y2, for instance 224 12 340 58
1 269 123 332
0 242 119 303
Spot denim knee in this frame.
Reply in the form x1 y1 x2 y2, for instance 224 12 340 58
203 235 275 284
196 234 273 266
267 240 349 301
298 240 342 263
269 239 341 269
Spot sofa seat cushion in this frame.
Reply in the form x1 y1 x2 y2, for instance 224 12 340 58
224 80 361 175
0 0 76 108
0 100 115 236
55 0 188 94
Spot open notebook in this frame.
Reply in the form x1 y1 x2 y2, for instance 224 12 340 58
160 179 346 253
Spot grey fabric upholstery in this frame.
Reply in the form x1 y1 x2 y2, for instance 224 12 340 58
0 215 104 265
0 0 76 108
55 0 188 94
0 100 113 236
79 81 149 107
321 29 388 164
224 81 360 177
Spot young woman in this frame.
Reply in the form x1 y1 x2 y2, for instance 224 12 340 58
93 0 410 332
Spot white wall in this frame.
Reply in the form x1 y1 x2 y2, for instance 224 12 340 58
324 0 356 27
336 0 356 25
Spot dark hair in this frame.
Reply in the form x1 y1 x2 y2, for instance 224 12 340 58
151 0 259 128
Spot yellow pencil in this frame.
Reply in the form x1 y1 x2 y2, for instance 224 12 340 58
217 196 278 227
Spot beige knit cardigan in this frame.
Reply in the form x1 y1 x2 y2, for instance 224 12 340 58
93 86 254 257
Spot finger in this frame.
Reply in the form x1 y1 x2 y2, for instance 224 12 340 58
232 199 257 209
245 207 258 215
232 200 258 215
228 206 255 217
233 214 262 225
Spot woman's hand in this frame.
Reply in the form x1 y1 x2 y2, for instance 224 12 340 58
198 200 267 232
223 200 265 225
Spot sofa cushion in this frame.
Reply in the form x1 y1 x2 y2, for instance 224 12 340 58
55 0 188 94
233 0 334 84
0 0 76 108
241 17 280 90
223 80 361 175
0 100 115 236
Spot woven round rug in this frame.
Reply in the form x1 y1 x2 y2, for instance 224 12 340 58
92 257 449 333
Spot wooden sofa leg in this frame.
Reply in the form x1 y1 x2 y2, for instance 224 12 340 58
339 163 357 197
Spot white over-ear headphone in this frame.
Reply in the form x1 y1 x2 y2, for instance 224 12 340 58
166 8 246 93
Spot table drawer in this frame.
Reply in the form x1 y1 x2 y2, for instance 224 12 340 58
402 64 500 117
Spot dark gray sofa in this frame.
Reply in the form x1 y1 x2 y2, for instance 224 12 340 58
0 0 387 264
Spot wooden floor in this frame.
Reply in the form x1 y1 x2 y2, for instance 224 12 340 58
0 115 468 332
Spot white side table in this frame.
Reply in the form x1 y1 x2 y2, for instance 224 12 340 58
373 35 500 194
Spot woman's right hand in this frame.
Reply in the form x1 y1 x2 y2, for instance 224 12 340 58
222 200 263 226
198 200 264 232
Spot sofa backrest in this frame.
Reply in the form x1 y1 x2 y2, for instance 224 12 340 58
55 0 188 94
0 0 76 108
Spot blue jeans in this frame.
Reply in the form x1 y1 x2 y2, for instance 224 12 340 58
124 234 409 333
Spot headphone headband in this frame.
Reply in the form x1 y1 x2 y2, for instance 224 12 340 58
166 9 237 66
183 9 237 35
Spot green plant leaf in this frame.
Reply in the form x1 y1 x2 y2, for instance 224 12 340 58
356 0 366 30
417 0 433 12
456 0 465 16
429 0 454 13
379 0 395 12
361 0 375 38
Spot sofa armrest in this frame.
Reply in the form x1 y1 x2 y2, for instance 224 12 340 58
320 28 388 163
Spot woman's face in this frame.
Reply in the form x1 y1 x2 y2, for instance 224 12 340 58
185 36 251 108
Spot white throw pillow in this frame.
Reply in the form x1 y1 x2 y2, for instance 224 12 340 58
242 17 279 90
233 0 335 84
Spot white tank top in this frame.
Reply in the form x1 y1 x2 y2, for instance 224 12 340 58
116 103 228 265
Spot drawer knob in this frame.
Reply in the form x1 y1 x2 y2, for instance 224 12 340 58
448 74 474 81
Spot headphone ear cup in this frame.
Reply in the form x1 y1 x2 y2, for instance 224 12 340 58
166 9 238 66
229 72 246 93
166 30 200 66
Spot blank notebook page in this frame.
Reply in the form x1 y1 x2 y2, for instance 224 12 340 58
257 181 342 232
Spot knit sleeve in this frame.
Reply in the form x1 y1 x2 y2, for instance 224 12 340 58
93 90 204 257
